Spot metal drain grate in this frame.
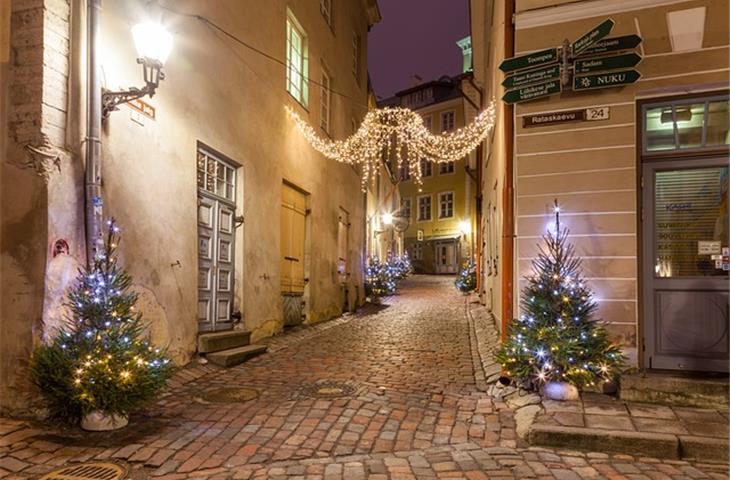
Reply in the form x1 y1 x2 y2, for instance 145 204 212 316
291 380 364 399
40 463 125 480
200 387 260 403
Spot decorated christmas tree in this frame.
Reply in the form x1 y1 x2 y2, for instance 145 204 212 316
30 219 172 425
495 201 624 391
389 253 413 280
364 256 397 297
455 258 477 293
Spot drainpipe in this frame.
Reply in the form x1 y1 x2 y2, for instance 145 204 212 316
500 0 515 341
85 0 103 267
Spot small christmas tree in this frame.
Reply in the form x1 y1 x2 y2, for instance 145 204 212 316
495 201 624 390
388 253 412 280
455 258 477 293
30 219 172 424
364 256 397 298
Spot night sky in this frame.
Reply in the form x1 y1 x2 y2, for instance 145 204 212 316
368 0 470 100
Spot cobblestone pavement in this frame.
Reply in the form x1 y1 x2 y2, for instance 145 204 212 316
1 276 728 479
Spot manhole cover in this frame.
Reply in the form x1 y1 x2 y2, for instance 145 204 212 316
292 380 362 399
40 463 125 480
200 387 260 403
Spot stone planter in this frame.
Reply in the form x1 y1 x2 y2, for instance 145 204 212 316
80 411 129 431
543 381 579 401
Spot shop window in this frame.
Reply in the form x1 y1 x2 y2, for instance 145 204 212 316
643 96 729 153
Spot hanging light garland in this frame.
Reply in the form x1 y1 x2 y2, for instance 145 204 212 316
286 101 497 190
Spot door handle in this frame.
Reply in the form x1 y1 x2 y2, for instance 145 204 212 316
285 256 300 262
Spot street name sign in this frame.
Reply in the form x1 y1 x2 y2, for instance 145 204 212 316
572 19 615 57
523 106 610 128
503 80 561 104
502 64 560 89
573 69 641 91
578 34 642 56
574 52 641 74
499 48 558 72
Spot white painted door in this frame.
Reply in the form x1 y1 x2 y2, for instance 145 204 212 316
436 241 457 274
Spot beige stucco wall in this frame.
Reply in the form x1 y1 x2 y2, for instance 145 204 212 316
1 0 375 411
473 0 729 366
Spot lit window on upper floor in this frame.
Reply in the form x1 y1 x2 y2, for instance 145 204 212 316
286 13 308 107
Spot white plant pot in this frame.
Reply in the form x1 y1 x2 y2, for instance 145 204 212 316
543 381 580 401
81 411 129 431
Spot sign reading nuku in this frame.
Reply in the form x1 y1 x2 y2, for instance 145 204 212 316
573 69 641 90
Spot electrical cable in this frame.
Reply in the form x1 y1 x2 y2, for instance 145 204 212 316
159 5 370 110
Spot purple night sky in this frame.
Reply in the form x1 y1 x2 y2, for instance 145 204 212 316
368 0 470 100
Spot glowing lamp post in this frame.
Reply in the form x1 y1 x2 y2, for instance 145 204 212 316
101 22 173 117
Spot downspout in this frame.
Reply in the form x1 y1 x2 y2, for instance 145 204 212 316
500 0 515 340
85 0 103 267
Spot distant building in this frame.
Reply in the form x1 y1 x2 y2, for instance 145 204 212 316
380 73 481 274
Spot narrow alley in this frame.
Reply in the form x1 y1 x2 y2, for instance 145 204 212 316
1 277 726 479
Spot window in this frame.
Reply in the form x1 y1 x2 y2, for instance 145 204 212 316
438 192 454 219
422 115 432 131
412 243 423 260
441 111 455 132
352 33 361 82
320 0 332 26
320 69 331 133
197 147 236 202
399 163 411 181
286 14 308 107
417 195 432 221
400 198 411 220
420 159 432 177
439 162 455 175
643 95 729 153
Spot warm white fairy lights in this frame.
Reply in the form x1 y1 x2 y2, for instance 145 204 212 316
286 101 497 190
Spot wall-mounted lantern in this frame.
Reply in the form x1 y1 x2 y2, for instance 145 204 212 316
101 22 173 117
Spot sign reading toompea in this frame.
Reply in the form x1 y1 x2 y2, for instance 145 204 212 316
499 48 558 73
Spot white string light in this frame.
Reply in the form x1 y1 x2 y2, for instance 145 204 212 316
286 101 497 190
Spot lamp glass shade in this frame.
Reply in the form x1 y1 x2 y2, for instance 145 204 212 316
382 213 394 225
132 22 173 64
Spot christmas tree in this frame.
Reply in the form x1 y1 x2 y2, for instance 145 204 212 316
30 219 172 423
364 256 397 297
495 201 624 390
455 258 477 293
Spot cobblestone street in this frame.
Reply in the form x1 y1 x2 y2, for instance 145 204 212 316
1 276 728 479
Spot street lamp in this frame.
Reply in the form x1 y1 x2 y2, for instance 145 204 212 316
382 212 394 225
102 22 173 117
458 220 471 236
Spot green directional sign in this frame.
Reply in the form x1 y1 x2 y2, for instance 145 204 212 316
502 79 561 104
502 64 560 89
499 48 558 73
573 69 641 91
572 18 615 57
575 52 641 74
578 34 642 56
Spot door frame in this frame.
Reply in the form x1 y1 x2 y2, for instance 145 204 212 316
640 156 729 371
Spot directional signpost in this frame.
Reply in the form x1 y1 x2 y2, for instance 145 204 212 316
578 34 642 56
499 48 558 72
575 52 641 74
502 64 560 89
572 19 615 57
502 80 561 104
499 18 642 104
573 70 641 91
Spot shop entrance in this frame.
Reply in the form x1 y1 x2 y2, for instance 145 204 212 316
642 160 728 372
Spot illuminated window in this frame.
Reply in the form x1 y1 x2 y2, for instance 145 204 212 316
417 195 432 221
286 13 308 107
438 192 454 218
320 69 331 133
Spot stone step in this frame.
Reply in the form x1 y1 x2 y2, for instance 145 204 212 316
206 344 267 367
198 330 251 353
620 373 729 410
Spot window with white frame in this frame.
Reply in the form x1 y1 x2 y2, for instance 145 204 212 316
286 14 308 107
417 195 432 221
439 161 455 174
352 33 361 82
197 148 236 202
438 192 454 219
441 110 455 132
320 69 331 133
412 243 423 260
420 159 432 177
320 0 332 26
400 198 411 220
